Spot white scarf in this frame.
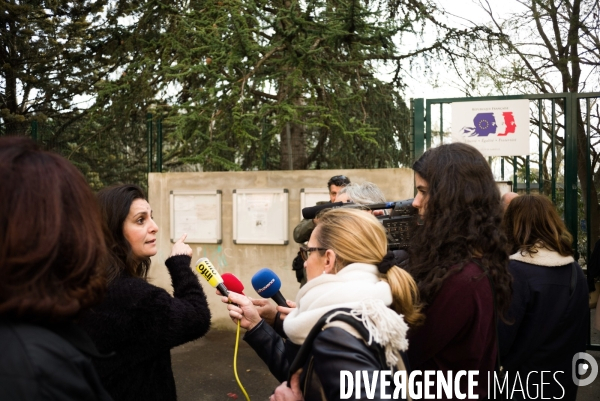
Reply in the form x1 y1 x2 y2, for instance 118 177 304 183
283 263 409 367
509 243 574 266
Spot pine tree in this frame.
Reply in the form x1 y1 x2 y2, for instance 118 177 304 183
136 0 448 171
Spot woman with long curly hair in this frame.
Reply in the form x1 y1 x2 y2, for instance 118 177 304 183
406 143 512 399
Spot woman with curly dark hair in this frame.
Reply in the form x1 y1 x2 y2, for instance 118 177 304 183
406 143 512 399
0 137 112 400
500 195 587 401
79 184 211 401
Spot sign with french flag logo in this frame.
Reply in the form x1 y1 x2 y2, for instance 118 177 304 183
451 99 530 156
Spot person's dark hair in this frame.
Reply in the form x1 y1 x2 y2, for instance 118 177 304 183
0 137 106 322
503 194 573 257
96 184 151 283
408 143 512 319
327 175 351 189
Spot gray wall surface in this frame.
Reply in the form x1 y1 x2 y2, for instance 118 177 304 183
147 168 414 329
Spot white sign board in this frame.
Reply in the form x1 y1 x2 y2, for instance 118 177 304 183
300 188 329 219
451 99 530 156
170 190 222 243
233 189 289 245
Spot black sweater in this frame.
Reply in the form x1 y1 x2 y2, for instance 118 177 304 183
79 255 211 401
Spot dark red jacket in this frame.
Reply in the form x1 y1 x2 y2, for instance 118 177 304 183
407 262 496 400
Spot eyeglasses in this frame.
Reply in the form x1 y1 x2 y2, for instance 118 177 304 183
299 246 327 261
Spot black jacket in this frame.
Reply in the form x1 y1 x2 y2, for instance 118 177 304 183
498 258 588 401
78 255 211 401
244 319 402 401
0 318 113 401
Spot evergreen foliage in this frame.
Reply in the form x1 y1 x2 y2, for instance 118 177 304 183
1 0 491 185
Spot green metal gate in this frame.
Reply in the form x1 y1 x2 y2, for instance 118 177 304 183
412 92 600 351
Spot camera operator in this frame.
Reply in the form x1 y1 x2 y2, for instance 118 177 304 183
335 181 384 205
336 182 409 267
256 181 401 335
293 175 351 244
292 175 351 287
406 143 513 399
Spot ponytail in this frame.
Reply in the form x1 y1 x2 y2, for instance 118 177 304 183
384 266 425 327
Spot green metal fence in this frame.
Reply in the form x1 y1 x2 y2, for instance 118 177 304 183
0 115 167 191
412 92 600 350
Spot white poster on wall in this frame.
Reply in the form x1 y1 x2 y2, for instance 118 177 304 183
170 190 222 244
451 99 530 156
232 189 289 245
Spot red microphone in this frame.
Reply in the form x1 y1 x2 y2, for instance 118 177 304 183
222 273 245 295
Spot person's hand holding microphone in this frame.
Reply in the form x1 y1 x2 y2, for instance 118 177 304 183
222 292 262 331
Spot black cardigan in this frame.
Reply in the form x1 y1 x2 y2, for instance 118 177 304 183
79 255 211 401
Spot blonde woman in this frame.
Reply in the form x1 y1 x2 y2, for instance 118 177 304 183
223 208 423 400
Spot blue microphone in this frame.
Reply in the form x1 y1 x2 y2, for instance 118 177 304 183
251 268 288 307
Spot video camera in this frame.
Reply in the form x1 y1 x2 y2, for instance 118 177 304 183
301 199 418 250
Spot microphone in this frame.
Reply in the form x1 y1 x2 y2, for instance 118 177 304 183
302 201 344 219
195 257 229 296
222 273 245 295
251 268 287 307
302 201 404 219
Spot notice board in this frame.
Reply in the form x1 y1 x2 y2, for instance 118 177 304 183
233 189 288 245
170 190 222 244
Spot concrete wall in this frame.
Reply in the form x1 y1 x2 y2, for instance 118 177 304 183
147 168 414 329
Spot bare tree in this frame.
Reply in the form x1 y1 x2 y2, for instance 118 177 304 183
444 0 600 247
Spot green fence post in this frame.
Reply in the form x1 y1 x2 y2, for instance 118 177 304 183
538 100 543 193
157 119 163 173
526 155 530 194
513 157 517 192
425 100 432 151
586 98 591 258
439 103 444 144
551 100 557 203
564 93 578 257
147 113 153 174
413 99 425 160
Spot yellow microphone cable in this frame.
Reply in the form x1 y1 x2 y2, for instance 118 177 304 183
194 258 250 400
233 319 251 401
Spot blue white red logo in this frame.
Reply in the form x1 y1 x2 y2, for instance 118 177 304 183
460 112 517 137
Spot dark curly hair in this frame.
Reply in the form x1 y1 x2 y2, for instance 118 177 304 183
96 184 151 284
407 143 512 320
